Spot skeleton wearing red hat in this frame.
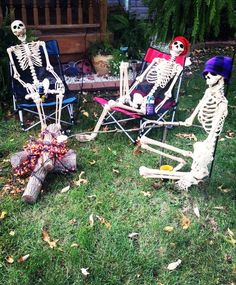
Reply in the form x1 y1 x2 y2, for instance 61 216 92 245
77 36 190 142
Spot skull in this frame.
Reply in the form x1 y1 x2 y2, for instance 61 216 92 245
11 20 26 42
170 41 184 56
204 72 222 87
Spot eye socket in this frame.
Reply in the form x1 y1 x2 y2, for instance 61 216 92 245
13 25 17 29
179 43 184 48
210 72 217 76
174 42 178 45
19 24 23 27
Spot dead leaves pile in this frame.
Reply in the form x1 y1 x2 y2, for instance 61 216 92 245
42 228 59 249
1 178 27 197
88 214 111 229
175 133 197 141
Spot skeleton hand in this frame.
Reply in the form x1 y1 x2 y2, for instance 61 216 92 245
183 117 193 127
118 95 130 104
56 81 65 93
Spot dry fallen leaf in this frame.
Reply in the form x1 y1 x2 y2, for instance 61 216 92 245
81 267 90 276
167 259 182 270
60 185 70 193
193 206 200 218
0 211 7 220
213 206 225 210
68 219 77 225
9 230 15 236
218 185 231 193
227 228 234 237
102 125 109 132
6 256 14 264
175 133 197 141
17 254 30 263
87 195 96 199
181 213 191 230
112 169 120 174
89 214 94 227
163 226 174 232
89 160 96 165
74 171 88 187
82 111 89 117
224 236 236 247
42 228 59 249
96 215 111 229
141 191 151 197
71 243 79 248
128 232 139 239
133 142 142 155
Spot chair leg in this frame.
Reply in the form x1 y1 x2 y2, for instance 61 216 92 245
67 104 74 124
18 109 26 131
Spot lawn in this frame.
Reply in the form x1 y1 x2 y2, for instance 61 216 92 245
0 47 235 285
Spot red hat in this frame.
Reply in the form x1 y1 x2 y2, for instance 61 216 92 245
169 36 190 56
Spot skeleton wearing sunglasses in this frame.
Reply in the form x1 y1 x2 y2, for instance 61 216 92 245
139 56 233 190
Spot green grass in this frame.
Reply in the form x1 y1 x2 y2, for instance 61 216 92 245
0 48 236 285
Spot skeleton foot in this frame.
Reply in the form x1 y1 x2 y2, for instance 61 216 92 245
175 173 199 191
76 133 97 142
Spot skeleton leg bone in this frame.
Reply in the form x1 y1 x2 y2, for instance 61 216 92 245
76 104 111 142
56 93 64 127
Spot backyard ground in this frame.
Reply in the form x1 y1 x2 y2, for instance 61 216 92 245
0 47 236 285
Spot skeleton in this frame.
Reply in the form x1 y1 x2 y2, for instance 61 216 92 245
77 37 189 142
139 56 233 190
7 20 65 131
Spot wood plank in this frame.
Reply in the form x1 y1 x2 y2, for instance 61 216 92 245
45 0 50 25
78 0 83 24
21 0 27 24
67 0 72 24
89 0 93 24
27 24 100 30
33 0 39 26
56 0 61 25
0 4 3 26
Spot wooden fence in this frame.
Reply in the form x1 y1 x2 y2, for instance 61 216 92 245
0 0 109 61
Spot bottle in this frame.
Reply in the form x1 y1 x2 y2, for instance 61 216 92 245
146 94 155 115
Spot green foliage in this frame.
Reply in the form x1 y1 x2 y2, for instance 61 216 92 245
109 49 128 77
108 11 151 59
143 0 236 43
0 9 36 117
0 9 18 117
87 40 114 57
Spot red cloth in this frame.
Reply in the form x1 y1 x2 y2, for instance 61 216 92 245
144 48 186 65
94 97 141 118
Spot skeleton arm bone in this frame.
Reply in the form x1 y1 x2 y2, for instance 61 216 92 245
7 47 32 90
40 41 64 87
129 58 161 94
162 65 183 99
184 89 211 126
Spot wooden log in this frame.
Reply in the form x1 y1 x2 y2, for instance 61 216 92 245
10 151 28 168
53 149 76 172
22 155 52 204
22 124 59 204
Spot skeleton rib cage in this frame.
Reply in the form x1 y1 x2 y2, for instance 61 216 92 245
197 89 228 137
